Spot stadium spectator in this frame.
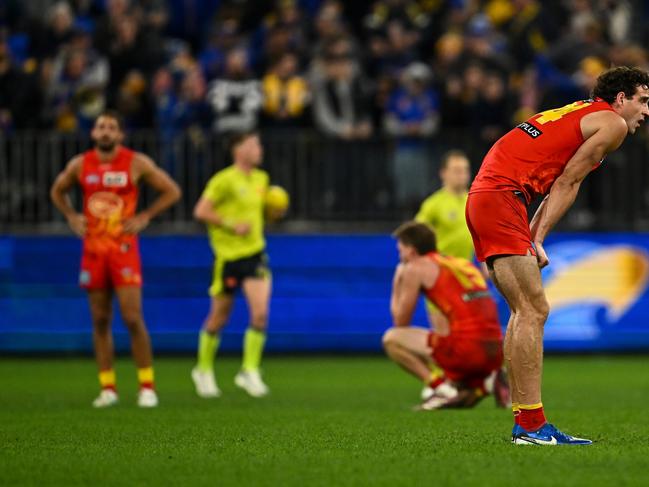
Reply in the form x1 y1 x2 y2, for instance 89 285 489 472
470 71 510 147
254 0 307 72
206 48 262 134
199 16 243 81
311 36 372 139
310 0 352 59
546 13 608 75
106 15 163 90
260 51 310 128
113 70 153 130
363 0 430 38
134 0 169 35
44 46 109 131
30 1 76 60
367 19 420 79
384 62 439 209
462 13 512 76
597 0 632 44
94 0 133 55
501 0 561 71
0 37 42 131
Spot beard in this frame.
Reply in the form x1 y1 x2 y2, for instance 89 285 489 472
96 138 117 152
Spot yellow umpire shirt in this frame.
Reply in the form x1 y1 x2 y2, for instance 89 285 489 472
415 188 474 261
202 165 269 261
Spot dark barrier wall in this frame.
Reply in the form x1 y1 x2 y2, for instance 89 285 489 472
2 234 649 353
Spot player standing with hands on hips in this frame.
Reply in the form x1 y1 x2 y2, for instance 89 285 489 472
466 66 649 445
50 111 181 408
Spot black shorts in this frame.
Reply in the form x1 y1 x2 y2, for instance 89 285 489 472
209 251 271 296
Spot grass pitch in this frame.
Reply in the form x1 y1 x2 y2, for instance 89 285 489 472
1 355 648 486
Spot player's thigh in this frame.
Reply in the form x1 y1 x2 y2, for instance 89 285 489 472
80 250 109 290
383 327 431 357
108 242 143 288
491 255 547 312
114 285 144 325
87 289 113 327
242 276 272 318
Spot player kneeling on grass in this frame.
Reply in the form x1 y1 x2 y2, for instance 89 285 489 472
191 131 288 399
383 222 509 410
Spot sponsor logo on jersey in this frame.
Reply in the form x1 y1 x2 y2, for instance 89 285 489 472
103 171 128 187
516 121 543 139
79 270 91 285
87 191 124 218
85 174 100 184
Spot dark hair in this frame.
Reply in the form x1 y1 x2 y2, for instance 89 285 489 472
392 221 437 255
95 110 124 130
227 130 258 154
591 66 649 104
440 149 469 170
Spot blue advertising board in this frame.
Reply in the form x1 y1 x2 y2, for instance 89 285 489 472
1 234 649 353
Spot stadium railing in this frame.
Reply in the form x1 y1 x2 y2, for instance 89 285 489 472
1 128 649 232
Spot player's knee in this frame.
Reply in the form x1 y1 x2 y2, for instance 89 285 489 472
92 314 111 333
250 310 268 328
520 299 549 326
204 312 227 332
382 328 398 349
121 309 144 331
530 297 550 323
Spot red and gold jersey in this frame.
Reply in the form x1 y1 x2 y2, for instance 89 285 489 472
79 146 137 253
470 98 615 203
423 252 502 340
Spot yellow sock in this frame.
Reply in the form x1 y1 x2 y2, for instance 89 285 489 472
99 369 116 390
242 328 266 372
518 402 543 410
137 367 155 389
428 365 444 385
197 331 220 371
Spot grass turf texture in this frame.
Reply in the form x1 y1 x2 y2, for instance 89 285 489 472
1 356 647 487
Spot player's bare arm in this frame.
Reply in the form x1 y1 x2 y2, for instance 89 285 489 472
390 263 421 327
124 153 181 234
528 195 549 241
193 196 251 236
530 111 627 267
50 156 87 237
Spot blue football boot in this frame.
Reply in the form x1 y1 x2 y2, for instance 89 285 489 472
511 423 592 445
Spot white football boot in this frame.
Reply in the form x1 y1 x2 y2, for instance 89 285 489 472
234 370 269 398
92 389 119 408
137 388 159 408
191 367 221 398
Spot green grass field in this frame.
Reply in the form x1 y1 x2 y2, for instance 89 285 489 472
1 355 648 486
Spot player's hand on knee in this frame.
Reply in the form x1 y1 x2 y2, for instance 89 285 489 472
67 213 87 237
534 241 549 268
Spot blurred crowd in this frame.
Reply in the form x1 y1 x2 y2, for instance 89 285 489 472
0 0 647 137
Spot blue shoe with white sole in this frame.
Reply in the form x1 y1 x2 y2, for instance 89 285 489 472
512 423 592 446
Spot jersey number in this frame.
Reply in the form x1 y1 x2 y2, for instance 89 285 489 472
436 255 487 290
535 100 592 125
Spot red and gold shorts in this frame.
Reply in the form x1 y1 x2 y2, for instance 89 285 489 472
465 191 536 263
79 239 142 290
430 333 503 387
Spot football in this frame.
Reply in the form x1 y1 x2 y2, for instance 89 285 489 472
265 185 290 217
